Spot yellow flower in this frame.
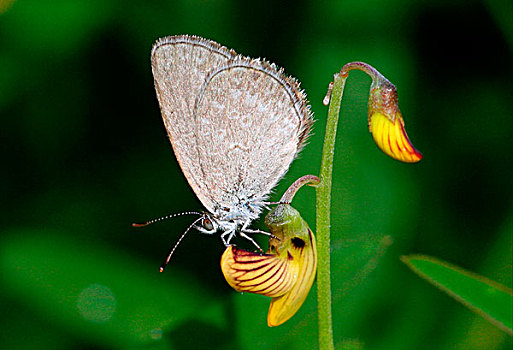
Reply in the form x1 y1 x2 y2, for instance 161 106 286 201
368 82 422 163
221 204 316 327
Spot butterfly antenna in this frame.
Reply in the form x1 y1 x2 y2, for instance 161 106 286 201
159 216 205 272
132 211 202 227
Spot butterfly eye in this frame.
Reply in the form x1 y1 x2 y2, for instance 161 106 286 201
202 218 215 231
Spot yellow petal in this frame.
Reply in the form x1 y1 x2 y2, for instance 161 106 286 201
370 112 422 163
265 205 317 326
267 227 317 327
221 246 299 297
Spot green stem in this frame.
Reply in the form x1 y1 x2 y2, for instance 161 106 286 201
316 73 347 350
315 61 417 349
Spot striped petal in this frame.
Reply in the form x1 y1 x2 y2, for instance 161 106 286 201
370 112 423 163
367 80 422 163
221 246 298 298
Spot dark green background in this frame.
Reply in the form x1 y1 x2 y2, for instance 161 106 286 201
1 0 511 349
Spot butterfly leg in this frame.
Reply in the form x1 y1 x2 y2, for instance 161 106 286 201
241 218 280 241
240 220 281 251
221 229 236 246
242 228 280 240
239 231 264 252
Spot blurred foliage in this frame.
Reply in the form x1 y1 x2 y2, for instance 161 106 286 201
402 254 513 335
0 0 511 349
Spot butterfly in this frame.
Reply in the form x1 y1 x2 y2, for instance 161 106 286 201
136 35 313 270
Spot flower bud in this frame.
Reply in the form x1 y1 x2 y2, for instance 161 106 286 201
368 81 422 163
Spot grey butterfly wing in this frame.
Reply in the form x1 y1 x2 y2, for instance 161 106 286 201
151 35 236 213
193 58 313 210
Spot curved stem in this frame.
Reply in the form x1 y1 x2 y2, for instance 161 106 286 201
340 61 389 86
280 175 320 203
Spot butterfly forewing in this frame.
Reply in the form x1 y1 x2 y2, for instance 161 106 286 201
151 36 234 213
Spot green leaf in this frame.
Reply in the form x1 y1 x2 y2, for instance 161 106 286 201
401 254 513 335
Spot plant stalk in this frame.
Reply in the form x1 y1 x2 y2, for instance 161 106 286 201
316 73 347 350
